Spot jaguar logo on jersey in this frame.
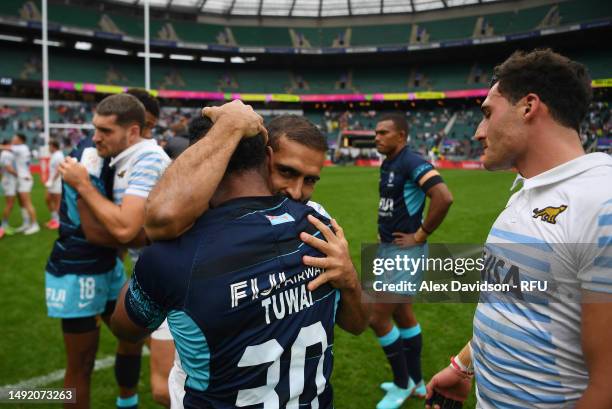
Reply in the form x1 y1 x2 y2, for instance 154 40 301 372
117 170 126 178
532 205 568 224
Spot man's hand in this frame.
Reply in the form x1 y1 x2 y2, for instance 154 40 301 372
300 215 359 292
425 365 473 409
202 100 268 142
392 231 419 247
300 214 369 335
58 157 90 191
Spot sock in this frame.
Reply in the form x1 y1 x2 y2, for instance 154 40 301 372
115 353 142 390
378 326 409 389
1 219 8 228
116 394 138 409
20 209 30 226
400 324 423 384
51 211 59 221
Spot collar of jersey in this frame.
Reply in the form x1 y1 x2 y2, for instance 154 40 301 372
513 152 612 191
109 138 156 168
211 194 287 210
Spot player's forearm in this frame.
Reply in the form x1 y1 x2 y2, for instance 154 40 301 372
456 340 473 369
78 198 148 248
336 278 370 335
144 117 245 241
576 382 612 409
422 184 453 234
77 182 137 243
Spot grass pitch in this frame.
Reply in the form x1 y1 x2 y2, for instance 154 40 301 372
0 167 515 408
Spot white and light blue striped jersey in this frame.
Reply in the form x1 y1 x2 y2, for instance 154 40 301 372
49 150 65 183
0 150 17 182
11 144 31 178
473 153 612 409
109 139 170 205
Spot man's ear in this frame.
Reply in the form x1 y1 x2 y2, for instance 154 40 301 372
266 146 273 169
127 123 141 141
523 93 541 120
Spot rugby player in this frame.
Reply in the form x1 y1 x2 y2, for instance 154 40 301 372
111 115 359 408
44 139 64 229
126 88 160 140
371 113 453 409
0 133 39 234
49 93 169 409
426 49 612 409
0 139 18 237
144 101 368 407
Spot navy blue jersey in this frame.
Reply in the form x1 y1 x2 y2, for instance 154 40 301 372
45 137 117 276
126 196 339 409
378 146 434 243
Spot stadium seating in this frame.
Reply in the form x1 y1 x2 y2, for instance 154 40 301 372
350 24 411 46
0 0 607 47
231 26 292 47
1 45 609 95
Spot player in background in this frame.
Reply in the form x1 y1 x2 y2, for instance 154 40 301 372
426 49 612 409
111 114 361 408
49 93 168 409
44 139 64 229
0 133 39 234
144 102 368 407
0 139 18 237
126 88 160 140
372 113 453 409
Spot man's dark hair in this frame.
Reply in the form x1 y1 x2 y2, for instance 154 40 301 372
493 49 592 132
190 115 267 175
267 115 327 152
188 116 213 146
126 88 160 118
14 133 27 143
378 113 409 136
49 139 60 149
96 94 145 131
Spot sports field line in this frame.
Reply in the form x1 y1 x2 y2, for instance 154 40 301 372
0 348 150 396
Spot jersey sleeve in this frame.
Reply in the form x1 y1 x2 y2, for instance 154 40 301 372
306 200 332 219
124 151 170 199
577 199 612 294
124 239 191 329
10 144 26 157
404 153 434 184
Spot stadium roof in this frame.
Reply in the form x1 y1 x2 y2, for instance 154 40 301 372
108 0 504 18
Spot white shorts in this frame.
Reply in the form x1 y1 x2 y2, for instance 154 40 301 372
1 178 17 196
151 318 174 341
47 179 62 195
168 356 186 409
17 176 33 193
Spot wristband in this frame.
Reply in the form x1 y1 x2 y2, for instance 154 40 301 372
414 228 428 243
450 356 474 376
420 224 433 235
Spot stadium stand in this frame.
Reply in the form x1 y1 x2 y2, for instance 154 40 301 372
5 99 607 162
0 0 609 47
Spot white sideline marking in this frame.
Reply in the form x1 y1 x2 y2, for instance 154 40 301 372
0 348 149 396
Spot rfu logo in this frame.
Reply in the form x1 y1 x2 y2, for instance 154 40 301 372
532 205 567 224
